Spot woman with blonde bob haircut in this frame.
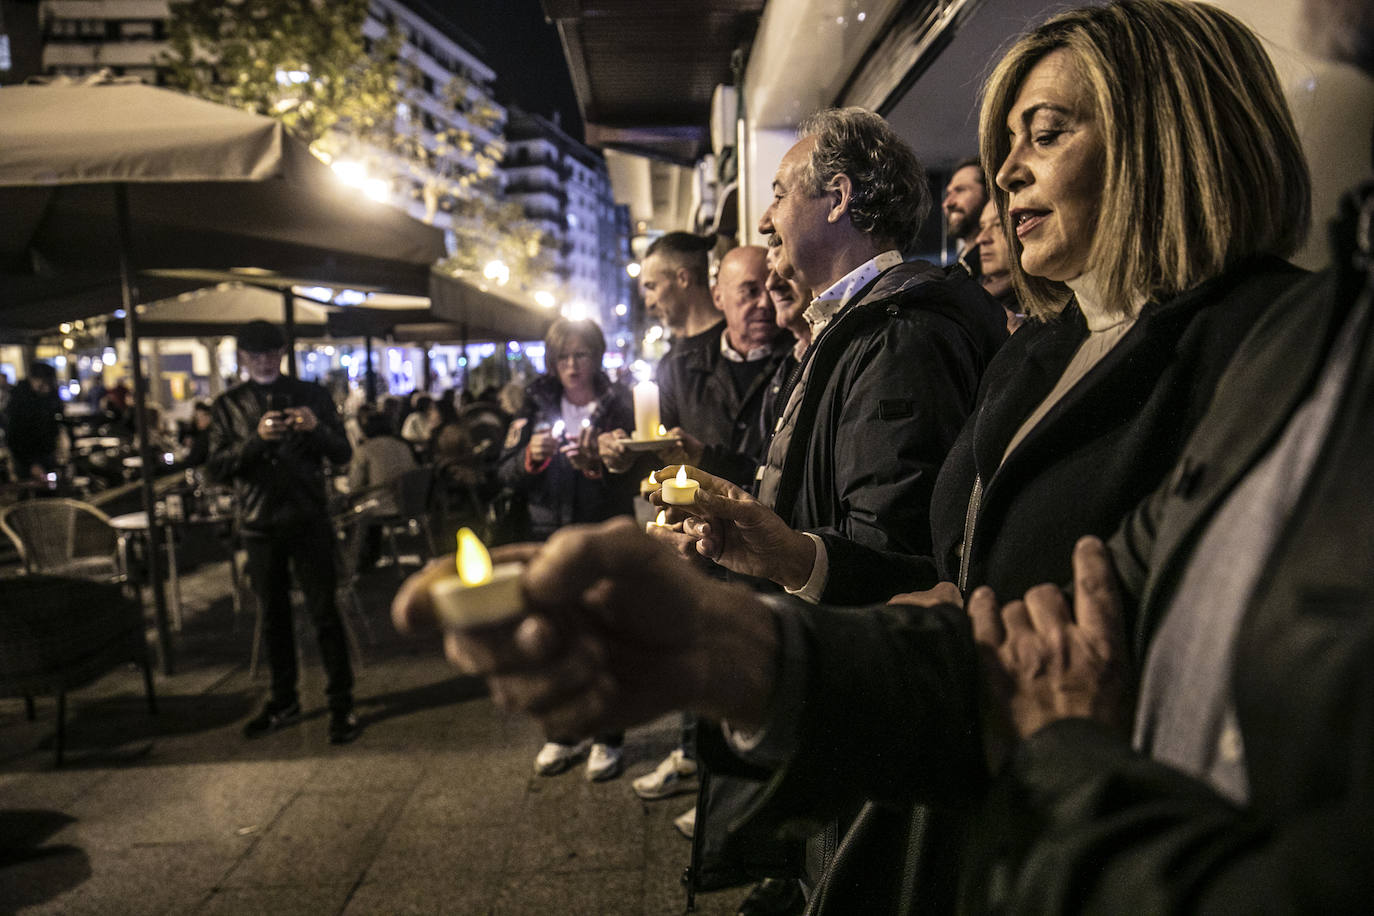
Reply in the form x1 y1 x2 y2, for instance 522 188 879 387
979 0 1311 320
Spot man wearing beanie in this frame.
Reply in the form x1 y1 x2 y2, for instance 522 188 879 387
207 320 359 744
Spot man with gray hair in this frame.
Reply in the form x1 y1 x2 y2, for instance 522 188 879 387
748 107 1005 589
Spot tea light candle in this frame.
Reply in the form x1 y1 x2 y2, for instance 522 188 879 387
660 466 700 506
633 379 661 439
431 528 523 629
639 470 660 498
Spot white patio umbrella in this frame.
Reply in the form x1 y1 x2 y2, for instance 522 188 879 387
0 80 447 673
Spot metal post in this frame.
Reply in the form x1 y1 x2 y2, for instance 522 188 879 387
283 290 298 379
115 184 175 676
364 334 377 405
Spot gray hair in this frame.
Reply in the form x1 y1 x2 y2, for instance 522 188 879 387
797 107 931 252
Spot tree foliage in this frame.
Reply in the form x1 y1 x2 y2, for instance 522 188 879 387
162 0 554 301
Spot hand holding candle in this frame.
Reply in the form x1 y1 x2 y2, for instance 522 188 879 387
429 528 524 629
660 465 700 506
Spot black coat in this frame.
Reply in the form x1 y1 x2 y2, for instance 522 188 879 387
5 380 63 473
497 375 636 540
972 188 1374 913
658 321 793 486
206 377 351 533
821 257 1308 604
763 260 1006 556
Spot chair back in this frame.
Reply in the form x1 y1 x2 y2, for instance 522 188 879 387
393 466 435 521
0 498 120 580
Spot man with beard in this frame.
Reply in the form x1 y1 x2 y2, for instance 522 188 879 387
942 157 989 277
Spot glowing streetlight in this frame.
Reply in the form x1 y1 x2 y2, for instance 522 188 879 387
483 260 511 286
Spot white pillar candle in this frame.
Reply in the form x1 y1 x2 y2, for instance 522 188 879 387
661 466 700 506
431 528 523 629
633 379 661 439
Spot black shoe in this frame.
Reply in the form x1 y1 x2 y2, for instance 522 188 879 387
328 709 360 745
737 878 804 916
243 700 301 739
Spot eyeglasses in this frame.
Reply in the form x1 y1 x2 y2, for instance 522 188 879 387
556 351 596 365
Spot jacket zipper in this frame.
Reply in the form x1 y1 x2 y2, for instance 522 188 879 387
958 475 983 593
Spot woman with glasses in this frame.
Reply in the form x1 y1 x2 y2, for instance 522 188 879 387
497 316 635 781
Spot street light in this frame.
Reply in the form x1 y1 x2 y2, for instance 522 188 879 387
483 260 511 286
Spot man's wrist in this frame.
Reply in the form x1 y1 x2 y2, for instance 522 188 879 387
776 529 818 592
692 586 780 731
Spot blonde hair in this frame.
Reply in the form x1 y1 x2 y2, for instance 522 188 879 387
979 0 1311 320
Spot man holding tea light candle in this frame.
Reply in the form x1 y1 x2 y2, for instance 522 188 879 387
601 241 790 490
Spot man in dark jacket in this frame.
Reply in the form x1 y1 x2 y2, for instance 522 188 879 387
207 321 358 744
659 245 793 487
746 107 1005 597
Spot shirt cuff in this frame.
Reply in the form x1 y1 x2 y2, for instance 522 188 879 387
783 531 828 604
721 595 808 767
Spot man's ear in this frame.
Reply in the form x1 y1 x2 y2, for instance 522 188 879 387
675 265 694 289
825 173 853 225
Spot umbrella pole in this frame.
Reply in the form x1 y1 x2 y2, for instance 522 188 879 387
283 291 298 379
116 184 175 676
364 335 377 405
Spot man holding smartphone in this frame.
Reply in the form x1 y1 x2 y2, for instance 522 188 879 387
207 320 358 744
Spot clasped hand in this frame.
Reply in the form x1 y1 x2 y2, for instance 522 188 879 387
967 537 1133 769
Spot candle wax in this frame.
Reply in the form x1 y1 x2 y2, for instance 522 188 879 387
430 563 524 629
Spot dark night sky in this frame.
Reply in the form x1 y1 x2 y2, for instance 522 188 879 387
414 0 584 141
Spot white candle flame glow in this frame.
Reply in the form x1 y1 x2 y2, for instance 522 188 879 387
676 466 688 486
655 509 667 526
456 527 493 586
648 470 657 484
550 419 565 439
658 424 667 438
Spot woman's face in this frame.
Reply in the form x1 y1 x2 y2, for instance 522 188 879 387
554 342 598 396
995 48 1105 284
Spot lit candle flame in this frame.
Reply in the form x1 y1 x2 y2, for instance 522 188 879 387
550 419 565 439
655 509 667 526
648 470 657 484
657 424 667 438
581 417 591 428
456 527 493 586
676 465 689 486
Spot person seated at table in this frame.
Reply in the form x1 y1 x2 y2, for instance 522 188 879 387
347 411 419 570
180 401 214 468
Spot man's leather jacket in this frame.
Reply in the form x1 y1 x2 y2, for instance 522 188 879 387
206 378 351 533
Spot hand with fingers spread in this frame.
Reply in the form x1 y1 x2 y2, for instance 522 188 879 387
390 517 781 740
650 465 816 589
967 537 1133 767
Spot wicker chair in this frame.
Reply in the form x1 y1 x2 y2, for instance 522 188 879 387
0 575 156 766
0 498 123 583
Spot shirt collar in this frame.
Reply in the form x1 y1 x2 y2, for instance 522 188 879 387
804 250 904 335
720 331 774 363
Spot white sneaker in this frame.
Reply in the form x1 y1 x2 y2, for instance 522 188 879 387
585 742 624 782
533 740 589 776
673 805 696 839
631 748 699 800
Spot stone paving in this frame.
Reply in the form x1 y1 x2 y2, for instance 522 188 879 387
0 556 752 915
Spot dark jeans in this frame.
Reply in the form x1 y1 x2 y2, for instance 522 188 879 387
243 517 353 712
